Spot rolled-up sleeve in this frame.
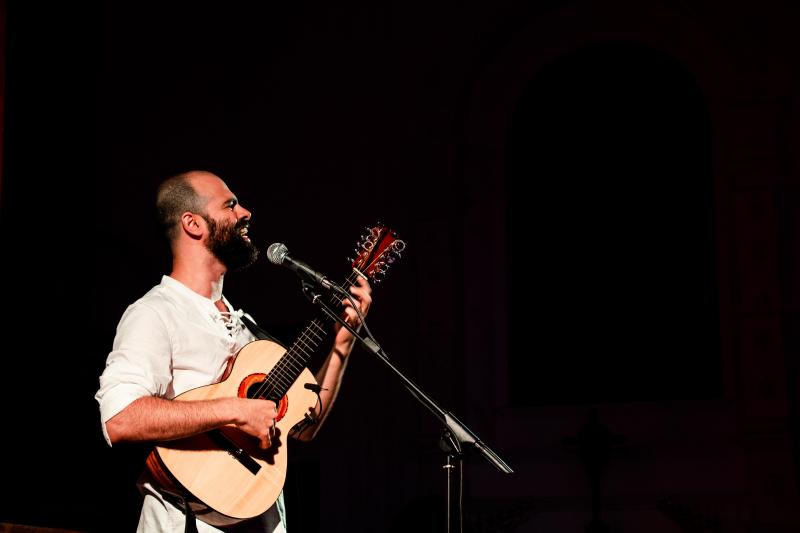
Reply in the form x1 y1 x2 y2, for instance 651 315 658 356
95 302 174 446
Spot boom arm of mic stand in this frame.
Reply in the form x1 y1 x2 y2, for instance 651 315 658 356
301 282 514 474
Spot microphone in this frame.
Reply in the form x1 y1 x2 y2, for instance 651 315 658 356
266 243 338 291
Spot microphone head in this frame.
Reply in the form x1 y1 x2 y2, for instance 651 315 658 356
266 242 289 265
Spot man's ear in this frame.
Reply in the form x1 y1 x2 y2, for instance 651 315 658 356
180 211 205 239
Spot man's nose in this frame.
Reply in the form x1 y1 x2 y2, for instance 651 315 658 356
236 205 252 219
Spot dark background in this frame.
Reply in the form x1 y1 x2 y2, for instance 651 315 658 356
1 1 799 532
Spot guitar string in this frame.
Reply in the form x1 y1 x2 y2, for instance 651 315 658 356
251 273 355 401
249 268 362 402
266 270 358 394
264 275 354 394
249 230 392 402
269 322 324 390
265 242 384 397
263 268 352 395
259 320 326 396
266 229 390 397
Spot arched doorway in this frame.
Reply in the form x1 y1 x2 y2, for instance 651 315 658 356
507 42 721 406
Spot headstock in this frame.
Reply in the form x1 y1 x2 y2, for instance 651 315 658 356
350 224 406 283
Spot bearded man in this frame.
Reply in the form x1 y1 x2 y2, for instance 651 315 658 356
95 171 372 533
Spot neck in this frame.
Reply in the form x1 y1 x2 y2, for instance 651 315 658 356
169 252 227 301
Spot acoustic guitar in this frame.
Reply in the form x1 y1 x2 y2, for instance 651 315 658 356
145 225 405 526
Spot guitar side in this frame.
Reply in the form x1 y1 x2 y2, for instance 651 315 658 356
150 339 319 524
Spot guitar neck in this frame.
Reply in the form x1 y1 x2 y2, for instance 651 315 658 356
265 269 361 399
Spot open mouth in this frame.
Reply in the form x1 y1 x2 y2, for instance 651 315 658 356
239 224 251 243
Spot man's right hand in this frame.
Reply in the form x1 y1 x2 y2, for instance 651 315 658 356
233 397 279 449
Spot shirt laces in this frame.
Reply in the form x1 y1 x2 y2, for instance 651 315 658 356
216 308 245 338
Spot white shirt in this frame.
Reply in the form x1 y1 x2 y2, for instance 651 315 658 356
96 275 286 533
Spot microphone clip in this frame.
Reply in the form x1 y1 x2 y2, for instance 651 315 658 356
301 280 323 303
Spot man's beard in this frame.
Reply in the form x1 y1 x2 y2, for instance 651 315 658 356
203 215 259 271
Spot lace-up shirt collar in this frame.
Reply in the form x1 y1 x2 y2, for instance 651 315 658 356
160 275 246 340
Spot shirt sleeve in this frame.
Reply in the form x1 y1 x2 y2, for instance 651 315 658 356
95 301 174 446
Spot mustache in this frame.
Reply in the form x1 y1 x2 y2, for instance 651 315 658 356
234 218 250 231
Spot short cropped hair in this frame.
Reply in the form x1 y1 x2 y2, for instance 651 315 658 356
155 172 207 241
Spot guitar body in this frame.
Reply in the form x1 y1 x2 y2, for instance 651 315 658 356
148 339 319 526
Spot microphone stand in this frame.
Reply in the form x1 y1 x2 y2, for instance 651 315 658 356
301 282 514 533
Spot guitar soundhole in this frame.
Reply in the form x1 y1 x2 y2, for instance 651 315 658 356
238 373 289 422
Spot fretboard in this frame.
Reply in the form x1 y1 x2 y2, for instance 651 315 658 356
259 269 361 400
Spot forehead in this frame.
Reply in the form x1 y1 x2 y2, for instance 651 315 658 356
190 173 235 203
